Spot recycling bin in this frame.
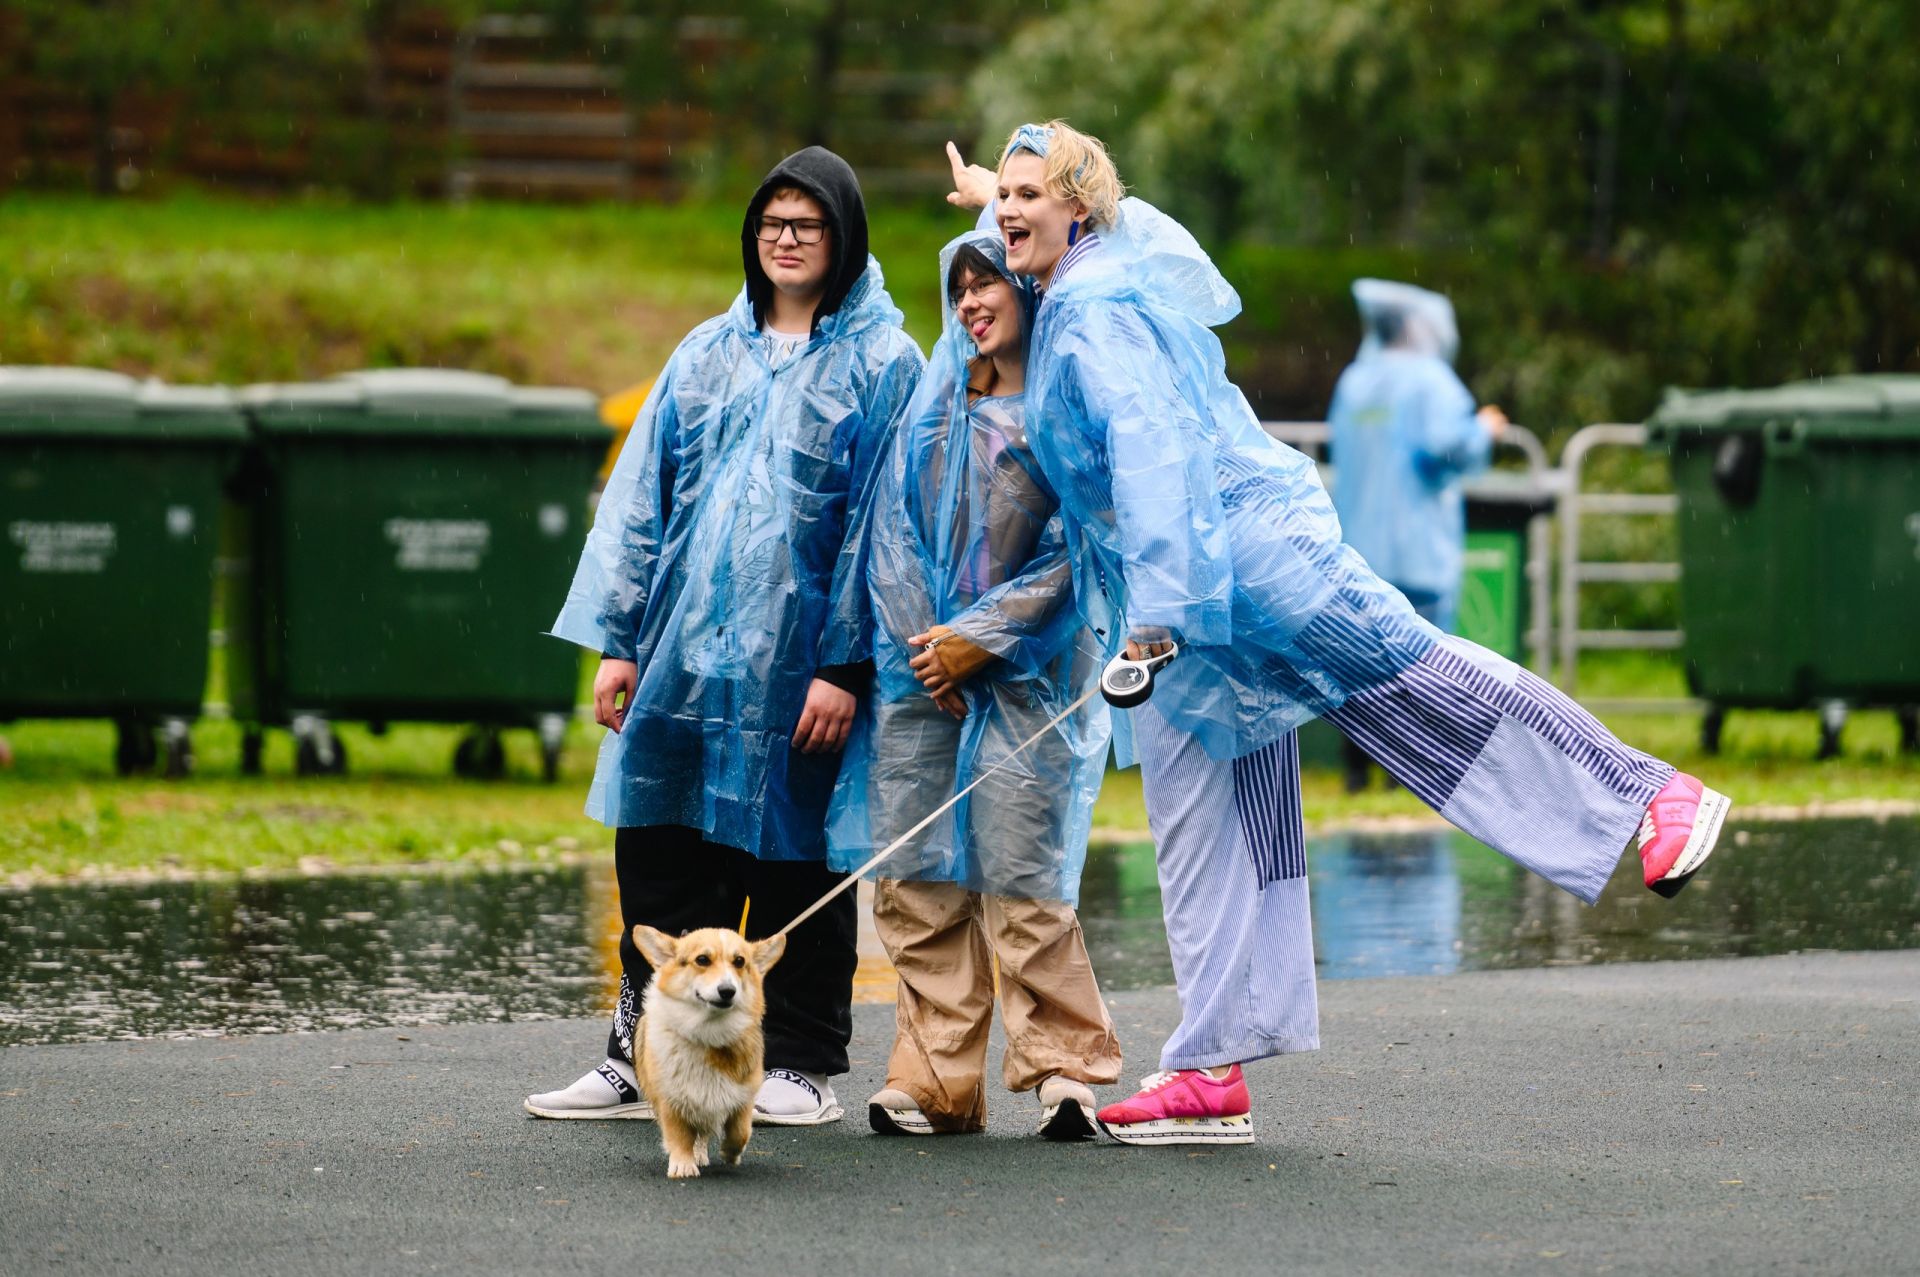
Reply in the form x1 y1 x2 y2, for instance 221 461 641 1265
230 369 608 779
0 367 245 775
1648 374 1920 757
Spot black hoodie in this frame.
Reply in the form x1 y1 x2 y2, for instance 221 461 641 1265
741 146 871 336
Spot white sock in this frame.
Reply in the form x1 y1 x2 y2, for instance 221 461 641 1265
755 1068 834 1115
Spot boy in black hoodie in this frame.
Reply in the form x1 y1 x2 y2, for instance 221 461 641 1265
530 148 925 1124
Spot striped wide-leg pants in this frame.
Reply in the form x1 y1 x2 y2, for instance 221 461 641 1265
1136 629 1675 1071
1135 707 1320 1070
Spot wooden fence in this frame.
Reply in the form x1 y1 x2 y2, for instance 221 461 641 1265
1 10 987 201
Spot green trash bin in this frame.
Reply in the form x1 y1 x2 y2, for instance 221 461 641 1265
0 367 245 775
1459 470 1557 665
231 369 609 779
1648 374 1920 757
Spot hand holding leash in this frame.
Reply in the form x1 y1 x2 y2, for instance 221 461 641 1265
1101 641 1179 708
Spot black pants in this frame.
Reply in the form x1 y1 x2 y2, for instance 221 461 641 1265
606 824 857 1075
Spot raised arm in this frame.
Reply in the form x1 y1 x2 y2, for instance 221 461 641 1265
1409 362 1492 486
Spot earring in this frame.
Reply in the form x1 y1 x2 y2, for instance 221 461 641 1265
1067 220 1080 247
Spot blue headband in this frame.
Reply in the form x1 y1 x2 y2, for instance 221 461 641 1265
1003 123 1091 245
1005 123 1053 160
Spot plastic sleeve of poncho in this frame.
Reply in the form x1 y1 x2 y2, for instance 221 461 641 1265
814 333 925 670
1053 303 1234 646
1410 363 1490 487
941 514 1079 674
550 347 686 659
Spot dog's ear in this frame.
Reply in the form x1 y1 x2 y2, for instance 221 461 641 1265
632 925 678 970
751 932 787 973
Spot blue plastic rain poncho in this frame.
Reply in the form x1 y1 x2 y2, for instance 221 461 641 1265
552 151 923 859
1020 198 1437 764
1326 279 1490 619
826 231 1110 903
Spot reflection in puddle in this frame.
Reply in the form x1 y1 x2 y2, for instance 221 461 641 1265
4 819 1916 1046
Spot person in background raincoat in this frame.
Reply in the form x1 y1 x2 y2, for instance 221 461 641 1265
1328 278 1507 633
946 122 1730 1146
1326 278 1508 790
826 229 1120 1138
527 147 924 1128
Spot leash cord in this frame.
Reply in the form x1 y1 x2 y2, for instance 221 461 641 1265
773 681 1102 939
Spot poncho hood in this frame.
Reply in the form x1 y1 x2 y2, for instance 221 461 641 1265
724 255 899 347
742 146 871 335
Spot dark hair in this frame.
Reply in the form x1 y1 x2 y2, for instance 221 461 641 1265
1369 307 1406 347
946 244 1010 307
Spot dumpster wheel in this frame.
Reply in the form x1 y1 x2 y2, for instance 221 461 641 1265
160 719 193 779
1816 700 1847 762
1699 706 1725 756
240 728 266 777
453 729 507 781
537 713 567 785
114 720 157 776
294 722 348 777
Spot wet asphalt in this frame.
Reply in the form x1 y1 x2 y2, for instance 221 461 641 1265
3 949 1915 1276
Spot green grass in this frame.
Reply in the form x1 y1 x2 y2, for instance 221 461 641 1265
3 652 1911 882
0 192 960 392
0 717 615 882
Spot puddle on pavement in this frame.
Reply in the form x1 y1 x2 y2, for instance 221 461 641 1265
4 818 1916 1046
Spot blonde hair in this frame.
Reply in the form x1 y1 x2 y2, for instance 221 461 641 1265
996 119 1125 232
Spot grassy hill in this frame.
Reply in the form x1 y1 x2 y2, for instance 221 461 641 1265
0 193 962 394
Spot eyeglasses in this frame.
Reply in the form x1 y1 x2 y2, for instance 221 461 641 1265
950 276 1008 305
754 216 827 244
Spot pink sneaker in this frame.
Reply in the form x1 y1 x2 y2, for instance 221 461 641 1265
1640 772 1733 898
1095 1066 1254 1146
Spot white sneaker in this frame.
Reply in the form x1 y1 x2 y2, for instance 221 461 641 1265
753 1067 843 1126
1036 1075 1098 1142
866 1087 933 1136
524 1058 653 1120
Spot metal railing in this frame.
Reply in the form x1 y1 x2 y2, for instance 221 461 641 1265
1260 420 1556 676
1553 422 1700 712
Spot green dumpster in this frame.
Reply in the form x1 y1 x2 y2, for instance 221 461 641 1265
1648 374 1920 757
0 367 245 775
231 370 609 779
1458 470 1557 664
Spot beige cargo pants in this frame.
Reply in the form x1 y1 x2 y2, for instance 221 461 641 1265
874 876 1122 1132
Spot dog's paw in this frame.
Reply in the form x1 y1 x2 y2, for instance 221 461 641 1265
666 1156 701 1180
693 1142 710 1168
722 1146 745 1166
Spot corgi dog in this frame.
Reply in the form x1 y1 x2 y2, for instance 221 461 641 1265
630 924 786 1180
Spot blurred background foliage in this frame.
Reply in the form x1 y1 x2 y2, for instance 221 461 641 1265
1 0 1916 430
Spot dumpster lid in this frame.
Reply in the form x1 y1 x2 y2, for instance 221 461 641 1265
343 368 515 417
0 367 246 440
511 386 602 417
1461 468 1560 515
244 369 605 441
0 367 140 418
1653 375 1920 435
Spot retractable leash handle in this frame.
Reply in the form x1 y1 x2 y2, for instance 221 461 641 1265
776 641 1180 941
1100 643 1179 708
